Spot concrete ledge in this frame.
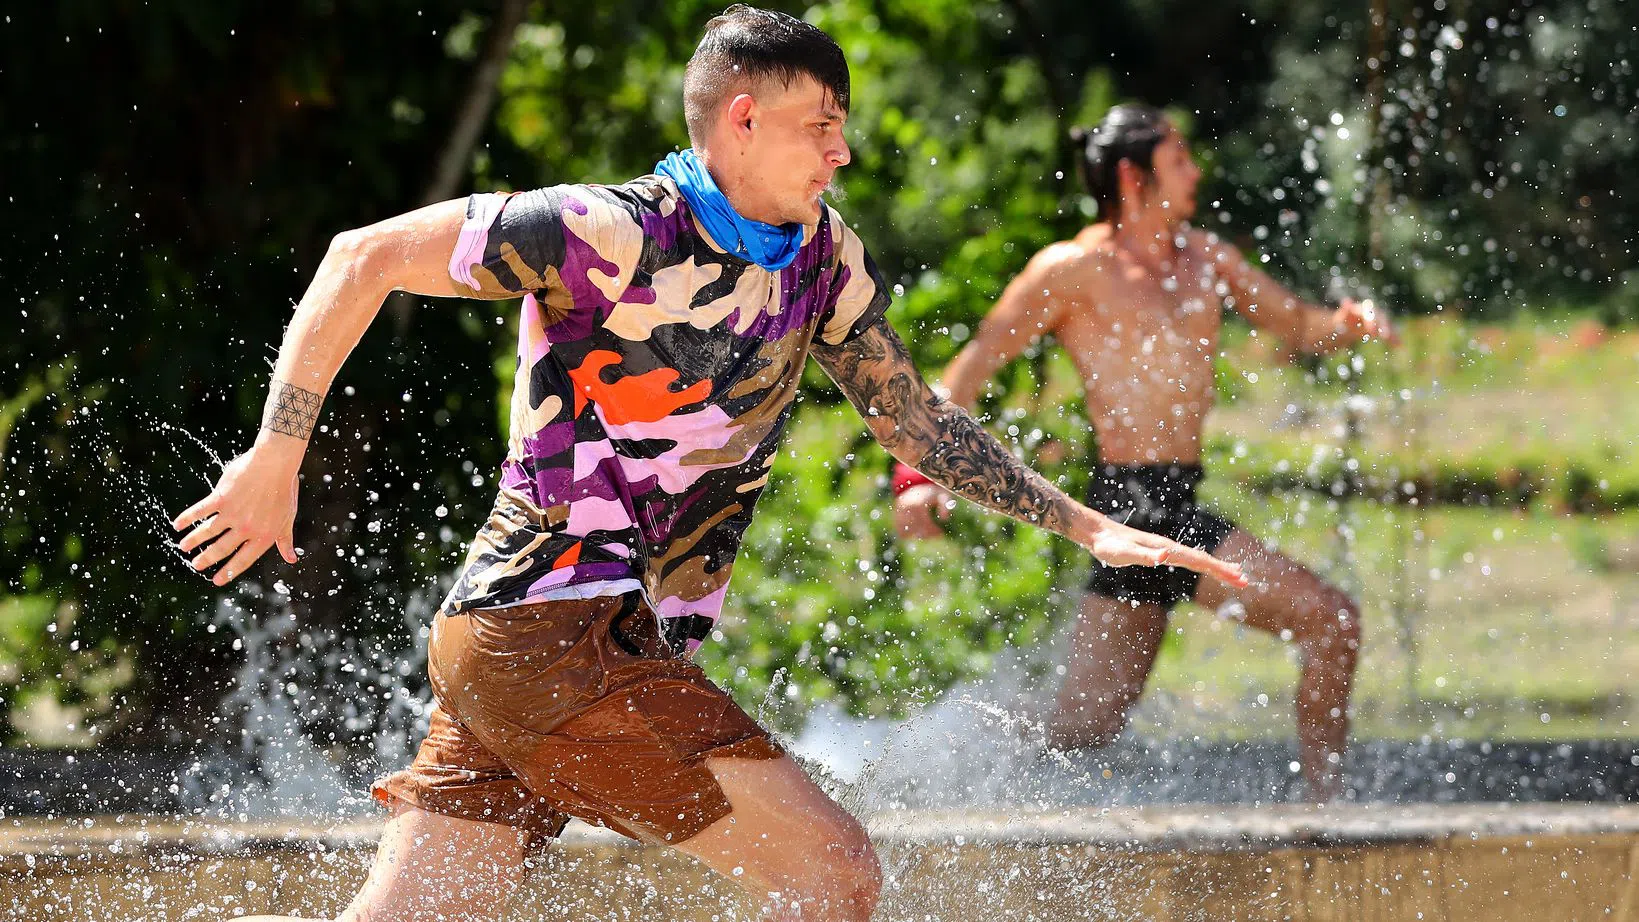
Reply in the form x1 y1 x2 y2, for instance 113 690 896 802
6 802 1639 862
868 802 1639 851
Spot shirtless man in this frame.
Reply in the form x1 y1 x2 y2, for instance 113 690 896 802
171 17 1243 922
895 104 1393 800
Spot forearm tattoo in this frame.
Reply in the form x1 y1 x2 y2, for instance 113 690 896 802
813 320 1078 537
262 380 324 440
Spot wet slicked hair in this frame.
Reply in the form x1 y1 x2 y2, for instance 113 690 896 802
1070 104 1171 221
683 4 851 149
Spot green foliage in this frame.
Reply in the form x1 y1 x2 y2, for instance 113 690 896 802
3 1 521 743
1221 0 1639 318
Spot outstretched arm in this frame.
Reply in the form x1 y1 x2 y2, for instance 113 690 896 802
172 198 497 585
813 318 1245 583
1201 231 1394 355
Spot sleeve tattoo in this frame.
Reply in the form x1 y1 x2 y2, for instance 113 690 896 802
262 380 324 440
812 319 1079 536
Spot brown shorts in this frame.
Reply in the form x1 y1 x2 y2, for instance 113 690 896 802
372 592 782 852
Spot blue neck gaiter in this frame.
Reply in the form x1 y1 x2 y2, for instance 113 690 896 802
655 149 803 272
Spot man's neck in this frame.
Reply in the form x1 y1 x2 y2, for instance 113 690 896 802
1109 209 1180 271
697 148 782 226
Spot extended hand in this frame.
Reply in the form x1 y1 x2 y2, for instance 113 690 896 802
171 448 301 586
1335 298 1398 346
893 483 954 540
1084 516 1248 588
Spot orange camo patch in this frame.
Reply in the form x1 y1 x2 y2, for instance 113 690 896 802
567 350 712 424
553 541 583 569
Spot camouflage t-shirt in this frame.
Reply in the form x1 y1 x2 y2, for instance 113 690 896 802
440 175 891 649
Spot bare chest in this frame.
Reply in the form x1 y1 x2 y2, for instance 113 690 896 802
1058 251 1223 394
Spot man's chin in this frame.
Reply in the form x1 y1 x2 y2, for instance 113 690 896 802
793 198 825 226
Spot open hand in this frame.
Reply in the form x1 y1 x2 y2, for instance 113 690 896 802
1084 516 1248 588
893 483 954 540
1335 297 1398 347
171 449 300 586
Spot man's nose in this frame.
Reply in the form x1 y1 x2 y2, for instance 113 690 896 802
830 136 852 167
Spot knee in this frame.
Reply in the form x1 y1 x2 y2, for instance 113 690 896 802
1302 593 1361 666
794 828 881 921
830 830 883 919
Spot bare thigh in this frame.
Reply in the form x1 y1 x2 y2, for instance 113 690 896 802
335 798 530 922
675 755 881 922
1192 529 1351 638
1047 592 1170 746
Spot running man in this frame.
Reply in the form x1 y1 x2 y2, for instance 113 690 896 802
894 104 1394 801
173 14 1243 922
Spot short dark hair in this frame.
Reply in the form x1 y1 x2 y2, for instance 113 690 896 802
683 5 851 148
1070 104 1171 221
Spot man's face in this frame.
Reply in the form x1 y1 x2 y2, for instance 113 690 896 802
1145 128 1201 222
740 75 852 225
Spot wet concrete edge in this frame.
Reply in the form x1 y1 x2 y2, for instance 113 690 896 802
4 802 1639 870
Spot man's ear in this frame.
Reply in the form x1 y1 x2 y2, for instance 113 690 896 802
1116 158 1140 192
1116 158 1149 203
727 93 757 141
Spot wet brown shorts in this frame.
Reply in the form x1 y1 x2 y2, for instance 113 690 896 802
372 592 782 852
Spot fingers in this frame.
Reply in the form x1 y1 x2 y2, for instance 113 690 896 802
173 457 301 584
1164 543 1248 587
276 532 299 565
187 530 245 573
213 538 271 587
182 522 292 585
1094 526 1248 587
177 514 230 553
172 495 220 531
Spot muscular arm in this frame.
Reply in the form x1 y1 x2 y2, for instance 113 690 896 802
938 245 1079 409
262 198 506 447
1202 232 1354 355
814 317 1092 540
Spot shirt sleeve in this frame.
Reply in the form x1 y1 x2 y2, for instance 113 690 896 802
815 210 894 346
448 185 646 301
448 189 567 298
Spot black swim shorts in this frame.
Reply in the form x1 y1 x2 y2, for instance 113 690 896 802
1083 464 1235 609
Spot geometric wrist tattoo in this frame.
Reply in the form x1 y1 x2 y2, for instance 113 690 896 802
262 380 324 440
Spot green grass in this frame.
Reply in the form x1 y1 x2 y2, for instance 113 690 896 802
1136 489 1639 742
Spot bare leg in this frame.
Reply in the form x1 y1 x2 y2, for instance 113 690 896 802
240 758 877 922
1044 592 1170 750
676 755 882 922
1193 528 1362 802
231 797 529 922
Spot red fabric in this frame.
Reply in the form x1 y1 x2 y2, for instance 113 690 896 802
892 462 934 496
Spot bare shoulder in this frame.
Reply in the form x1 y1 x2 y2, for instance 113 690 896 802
1030 231 1114 288
1183 226 1244 271
1183 225 1220 255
